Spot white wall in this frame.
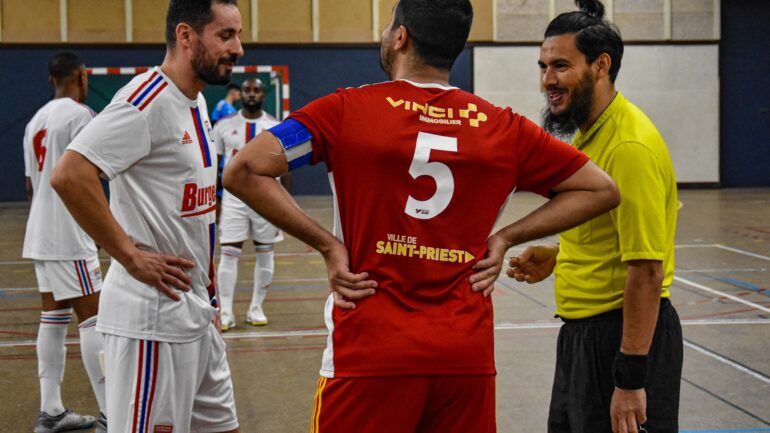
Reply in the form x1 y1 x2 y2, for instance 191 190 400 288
473 45 720 183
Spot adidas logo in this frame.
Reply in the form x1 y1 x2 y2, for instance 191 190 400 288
181 131 194 145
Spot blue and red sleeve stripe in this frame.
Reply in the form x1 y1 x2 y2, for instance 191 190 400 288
191 107 213 168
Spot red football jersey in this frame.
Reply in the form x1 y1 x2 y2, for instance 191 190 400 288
289 80 589 378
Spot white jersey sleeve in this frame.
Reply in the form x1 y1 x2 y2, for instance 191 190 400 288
68 101 151 180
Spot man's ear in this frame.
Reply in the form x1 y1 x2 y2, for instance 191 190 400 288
594 52 612 80
176 22 196 49
393 24 409 52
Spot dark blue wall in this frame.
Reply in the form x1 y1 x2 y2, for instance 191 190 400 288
0 45 472 200
720 1 770 186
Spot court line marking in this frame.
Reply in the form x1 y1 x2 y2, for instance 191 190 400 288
676 244 720 248
677 268 767 273
714 244 770 262
673 276 770 314
682 376 770 427
0 250 322 266
684 339 770 386
680 429 770 433
0 277 330 293
1 318 768 349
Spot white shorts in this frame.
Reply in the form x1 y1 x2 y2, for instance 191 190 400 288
103 325 238 433
219 204 284 245
34 256 102 301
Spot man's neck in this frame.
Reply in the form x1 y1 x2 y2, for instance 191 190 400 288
580 86 617 133
160 51 206 100
241 108 262 120
391 59 451 86
54 87 80 103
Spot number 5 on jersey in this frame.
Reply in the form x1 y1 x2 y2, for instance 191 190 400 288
405 132 458 220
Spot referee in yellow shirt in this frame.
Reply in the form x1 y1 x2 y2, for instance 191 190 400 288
508 1 682 433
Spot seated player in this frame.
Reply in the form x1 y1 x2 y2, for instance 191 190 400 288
214 77 290 329
23 51 106 433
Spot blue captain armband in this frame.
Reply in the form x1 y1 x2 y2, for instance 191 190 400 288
268 119 314 171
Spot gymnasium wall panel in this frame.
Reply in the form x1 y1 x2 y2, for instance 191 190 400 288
672 0 716 40
237 0 255 43
473 44 720 184
720 0 770 186
258 0 313 42
0 45 472 200
614 0 665 40
378 0 397 37
1 0 60 42
319 0 372 42
468 0 494 41
495 0 550 42
68 0 126 43
133 0 167 43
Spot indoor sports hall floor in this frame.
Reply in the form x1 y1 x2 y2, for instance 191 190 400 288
1 189 768 433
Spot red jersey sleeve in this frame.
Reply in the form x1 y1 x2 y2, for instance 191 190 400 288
287 90 345 170
511 113 589 197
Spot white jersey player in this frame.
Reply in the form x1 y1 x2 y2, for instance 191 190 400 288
51 2 244 433
213 77 287 330
23 52 106 433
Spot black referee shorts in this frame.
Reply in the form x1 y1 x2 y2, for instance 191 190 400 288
548 298 683 433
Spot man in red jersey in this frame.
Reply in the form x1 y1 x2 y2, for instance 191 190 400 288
224 1 619 431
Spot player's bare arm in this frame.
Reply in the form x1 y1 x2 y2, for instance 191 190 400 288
51 150 195 301
25 177 33 203
223 131 377 309
610 259 662 433
469 160 619 295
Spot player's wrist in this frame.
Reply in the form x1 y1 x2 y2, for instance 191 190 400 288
612 351 648 390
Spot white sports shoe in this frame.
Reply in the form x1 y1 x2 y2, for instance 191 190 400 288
246 305 268 326
34 409 95 433
221 310 236 331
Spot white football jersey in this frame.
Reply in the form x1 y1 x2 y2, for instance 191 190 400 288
212 111 280 212
22 97 98 260
69 67 219 343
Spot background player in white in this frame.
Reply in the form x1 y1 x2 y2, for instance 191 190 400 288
214 77 288 329
50 1 243 432
23 51 106 433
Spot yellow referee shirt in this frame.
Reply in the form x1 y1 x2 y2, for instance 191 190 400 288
554 91 678 319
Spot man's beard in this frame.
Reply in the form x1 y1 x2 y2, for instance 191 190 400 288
380 42 394 80
243 99 263 113
542 72 595 138
192 42 236 85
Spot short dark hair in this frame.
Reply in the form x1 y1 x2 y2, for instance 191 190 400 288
392 0 473 70
544 0 624 83
227 83 241 92
165 0 237 47
48 51 84 81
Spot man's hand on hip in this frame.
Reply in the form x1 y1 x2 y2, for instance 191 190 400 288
324 241 377 310
125 248 195 301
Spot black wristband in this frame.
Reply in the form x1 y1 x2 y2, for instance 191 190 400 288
612 352 648 390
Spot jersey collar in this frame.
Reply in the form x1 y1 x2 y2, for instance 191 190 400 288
573 91 625 149
398 79 458 91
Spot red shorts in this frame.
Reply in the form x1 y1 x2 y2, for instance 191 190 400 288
309 375 496 433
